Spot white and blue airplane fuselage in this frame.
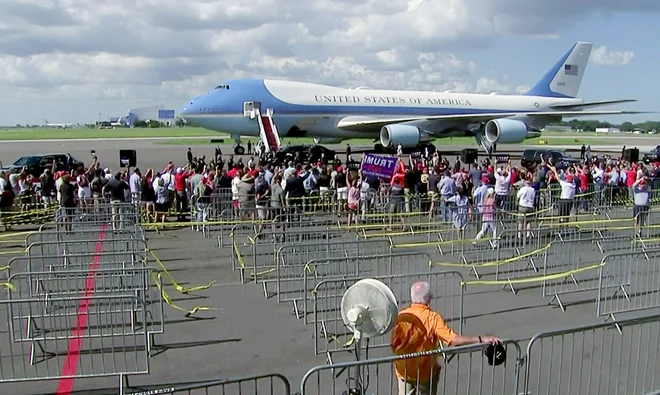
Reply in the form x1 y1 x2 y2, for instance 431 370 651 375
181 42 642 154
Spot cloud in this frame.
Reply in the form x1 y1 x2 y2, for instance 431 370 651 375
590 45 635 66
0 0 657 123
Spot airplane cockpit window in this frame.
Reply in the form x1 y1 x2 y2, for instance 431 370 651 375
214 85 231 90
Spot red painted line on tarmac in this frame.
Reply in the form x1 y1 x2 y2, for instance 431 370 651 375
55 224 107 395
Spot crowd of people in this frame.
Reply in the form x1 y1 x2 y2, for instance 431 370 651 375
0 144 657 235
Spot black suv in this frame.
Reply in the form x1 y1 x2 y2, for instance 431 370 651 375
520 149 581 169
275 145 336 164
7 154 84 178
643 146 660 164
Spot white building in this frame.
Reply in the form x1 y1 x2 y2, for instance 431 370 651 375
126 105 176 126
595 127 621 134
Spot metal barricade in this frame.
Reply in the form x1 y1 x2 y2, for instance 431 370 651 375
0 295 149 387
312 271 465 361
300 253 434 323
523 313 660 395
596 250 660 320
231 228 353 284
542 237 634 311
125 373 292 395
271 239 391 302
300 340 523 395
25 238 147 258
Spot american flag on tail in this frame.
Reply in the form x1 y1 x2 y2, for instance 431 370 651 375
564 64 578 76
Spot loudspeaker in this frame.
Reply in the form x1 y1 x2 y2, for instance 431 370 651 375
623 148 639 163
461 148 478 164
119 149 137 168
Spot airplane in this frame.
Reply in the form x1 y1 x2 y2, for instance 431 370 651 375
180 42 646 155
43 119 74 129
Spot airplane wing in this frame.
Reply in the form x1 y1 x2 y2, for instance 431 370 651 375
550 99 637 109
336 110 650 132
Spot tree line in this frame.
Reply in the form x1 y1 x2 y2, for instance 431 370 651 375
550 119 660 132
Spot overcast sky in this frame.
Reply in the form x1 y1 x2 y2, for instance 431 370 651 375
1 0 658 125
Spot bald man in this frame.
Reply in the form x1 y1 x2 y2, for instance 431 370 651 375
391 281 500 395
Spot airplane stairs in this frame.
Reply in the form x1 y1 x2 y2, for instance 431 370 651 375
256 108 281 153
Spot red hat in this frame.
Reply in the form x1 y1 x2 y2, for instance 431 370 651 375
565 174 574 182
481 176 489 183
337 166 343 172
487 166 493 173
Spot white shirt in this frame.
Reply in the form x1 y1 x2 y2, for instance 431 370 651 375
19 178 31 193
592 167 604 185
494 173 511 195
56 177 64 201
161 172 174 191
517 186 536 208
152 176 161 191
559 179 576 200
129 173 142 194
0 178 6 191
231 176 240 200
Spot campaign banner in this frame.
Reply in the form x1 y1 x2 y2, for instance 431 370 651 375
361 154 398 180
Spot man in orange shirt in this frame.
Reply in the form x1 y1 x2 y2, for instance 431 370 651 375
391 281 500 395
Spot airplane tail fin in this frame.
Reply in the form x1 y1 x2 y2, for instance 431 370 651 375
524 42 593 98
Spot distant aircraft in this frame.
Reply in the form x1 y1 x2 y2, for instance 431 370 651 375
43 119 74 129
181 42 645 155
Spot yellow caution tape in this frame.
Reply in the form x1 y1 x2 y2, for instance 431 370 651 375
462 263 604 286
431 244 550 269
0 231 34 239
0 250 25 256
393 236 498 249
232 239 278 278
151 272 216 317
1 282 15 291
147 249 215 294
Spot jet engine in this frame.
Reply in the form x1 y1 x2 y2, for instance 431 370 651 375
380 124 428 148
484 119 528 144
313 137 344 144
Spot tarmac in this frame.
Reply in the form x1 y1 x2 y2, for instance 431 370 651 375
0 136 657 173
0 137 659 394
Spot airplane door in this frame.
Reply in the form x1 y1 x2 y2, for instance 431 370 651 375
243 101 262 117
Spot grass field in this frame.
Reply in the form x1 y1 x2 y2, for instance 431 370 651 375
0 126 650 145
0 127 218 141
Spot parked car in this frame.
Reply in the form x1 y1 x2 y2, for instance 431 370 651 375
7 154 84 178
642 146 660 164
274 145 336 164
520 149 581 169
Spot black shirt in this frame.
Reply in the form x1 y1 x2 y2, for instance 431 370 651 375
317 174 331 188
105 178 129 202
59 183 76 207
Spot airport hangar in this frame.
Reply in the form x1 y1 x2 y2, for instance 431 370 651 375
124 105 176 127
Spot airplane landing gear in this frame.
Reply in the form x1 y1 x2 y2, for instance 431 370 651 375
374 143 385 153
232 135 245 155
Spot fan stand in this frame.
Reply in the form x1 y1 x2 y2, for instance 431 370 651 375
342 307 371 395
341 331 368 395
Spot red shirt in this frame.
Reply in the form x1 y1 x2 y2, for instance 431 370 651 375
509 170 518 185
578 173 588 191
626 170 636 187
174 171 190 192
227 168 238 179
248 168 259 178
